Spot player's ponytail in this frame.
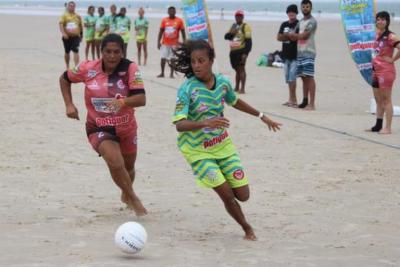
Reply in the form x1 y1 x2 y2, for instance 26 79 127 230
170 40 215 78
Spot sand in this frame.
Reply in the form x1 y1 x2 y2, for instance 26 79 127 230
0 12 400 267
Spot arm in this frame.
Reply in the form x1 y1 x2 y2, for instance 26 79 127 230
224 24 238 40
59 74 79 120
181 29 186 42
277 33 290 42
79 16 83 38
59 22 68 39
288 30 311 41
175 117 230 132
157 28 164 49
382 35 400 63
233 99 281 131
108 93 146 113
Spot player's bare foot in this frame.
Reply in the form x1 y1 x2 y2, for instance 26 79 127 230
127 198 148 216
378 128 391 134
157 73 165 78
243 228 257 241
238 90 245 94
121 192 129 205
304 105 315 110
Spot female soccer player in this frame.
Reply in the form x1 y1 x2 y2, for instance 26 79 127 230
134 7 149 65
171 40 281 240
83 5 97 60
59 34 147 216
115 7 131 58
369 11 400 134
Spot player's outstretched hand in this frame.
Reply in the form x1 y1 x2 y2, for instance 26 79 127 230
261 116 281 132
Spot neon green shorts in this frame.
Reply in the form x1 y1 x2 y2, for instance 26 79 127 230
190 153 248 189
95 31 106 41
85 30 95 42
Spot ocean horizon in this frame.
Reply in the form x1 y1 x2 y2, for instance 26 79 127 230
0 0 399 21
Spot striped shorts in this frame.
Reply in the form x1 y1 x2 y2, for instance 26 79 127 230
190 153 248 189
297 57 315 77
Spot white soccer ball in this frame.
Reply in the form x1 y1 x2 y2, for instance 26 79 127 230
114 222 147 254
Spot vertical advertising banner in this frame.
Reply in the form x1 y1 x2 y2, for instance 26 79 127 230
340 0 376 85
181 0 210 41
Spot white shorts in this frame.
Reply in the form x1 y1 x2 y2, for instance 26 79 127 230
160 45 174 60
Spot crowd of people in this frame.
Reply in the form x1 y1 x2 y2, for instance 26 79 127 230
58 0 400 240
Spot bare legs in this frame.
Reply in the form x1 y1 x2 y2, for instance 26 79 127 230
234 66 246 93
64 52 80 69
299 75 316 110
85 40 95 60
137 41 148 65
373 87 393 134
95 40 101 59
213 183 256 240
234 56 247 94
98 140 147 216
157 58 174 78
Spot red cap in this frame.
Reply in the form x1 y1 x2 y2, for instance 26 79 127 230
235 10 244 17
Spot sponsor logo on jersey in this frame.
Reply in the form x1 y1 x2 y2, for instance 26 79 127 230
233 169 244 180
95 114 130 127
87 80 100 90
117 79 126 90
203 131 229 148
197 103 208 113
87 69 98 78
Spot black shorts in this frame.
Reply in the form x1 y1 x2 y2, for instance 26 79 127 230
229 50 247 70
62 36 81 53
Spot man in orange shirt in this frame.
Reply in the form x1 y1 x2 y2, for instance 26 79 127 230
157 6 186 78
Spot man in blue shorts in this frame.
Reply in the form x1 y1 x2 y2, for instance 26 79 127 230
277 4 299 107
287 0 317 110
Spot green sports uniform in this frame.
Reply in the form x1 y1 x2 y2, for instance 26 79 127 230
115 16 131 43
134 17 149 43
108 15 118 33
84 15 97 41
172 74 249 188
95 15 109 41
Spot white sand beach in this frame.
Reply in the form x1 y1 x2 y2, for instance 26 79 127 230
0 11 400 267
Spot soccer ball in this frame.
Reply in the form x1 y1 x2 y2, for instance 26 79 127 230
114 222 147 254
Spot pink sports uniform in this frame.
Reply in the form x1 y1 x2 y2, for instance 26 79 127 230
372 32 399 90
64 59 145 154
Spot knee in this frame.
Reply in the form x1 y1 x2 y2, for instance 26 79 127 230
105 156 125 171
382 98 391 106
236 192 250 202
222 195 237 205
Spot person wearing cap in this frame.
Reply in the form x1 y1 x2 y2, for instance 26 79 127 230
287 0 318 110
224 10 252 94
277 4 299 107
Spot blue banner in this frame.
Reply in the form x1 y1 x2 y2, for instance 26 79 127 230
340 0 376 85
181 0 209 40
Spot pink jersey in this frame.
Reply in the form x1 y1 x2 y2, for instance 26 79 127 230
66 59 145 135
373 32 397 74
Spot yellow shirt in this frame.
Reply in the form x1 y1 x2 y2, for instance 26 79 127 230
60 12 82 37
229 23 252 52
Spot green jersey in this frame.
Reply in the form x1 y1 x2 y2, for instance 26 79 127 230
115 16 131 34
172 74 239 163
134 17 149 41
84 15 97 37
95 15 109 34
108 15 118 33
